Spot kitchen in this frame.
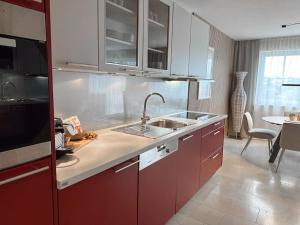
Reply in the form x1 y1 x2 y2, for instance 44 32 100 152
1 0 300 225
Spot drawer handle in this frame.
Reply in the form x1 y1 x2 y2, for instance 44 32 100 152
0 166 49 186
0 37 16 47
114 160 139 174
212 153 220 160
182 134 194 142
214 131 221 136
65 62 99 69
119 68 144 73
214 122 221 126
157 145 166 152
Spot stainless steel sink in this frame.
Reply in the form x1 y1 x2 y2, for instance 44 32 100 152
148 119 188 130
113 124 174 139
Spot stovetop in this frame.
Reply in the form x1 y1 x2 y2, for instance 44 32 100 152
169 112 217 121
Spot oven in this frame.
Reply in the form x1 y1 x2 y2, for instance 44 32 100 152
0 1 51 170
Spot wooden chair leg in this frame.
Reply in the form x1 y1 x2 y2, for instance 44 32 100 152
276 148 285 172
241 137 252 155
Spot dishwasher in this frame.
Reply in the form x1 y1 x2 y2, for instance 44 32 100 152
138 139 179 225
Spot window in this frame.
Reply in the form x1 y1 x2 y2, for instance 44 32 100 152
255 50 300 107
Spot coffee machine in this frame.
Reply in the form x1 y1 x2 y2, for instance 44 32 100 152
54 118 74 158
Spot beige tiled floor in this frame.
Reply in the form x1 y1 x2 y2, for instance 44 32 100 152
166 138 300 225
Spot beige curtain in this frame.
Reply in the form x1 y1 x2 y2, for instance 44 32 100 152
228 40 260 138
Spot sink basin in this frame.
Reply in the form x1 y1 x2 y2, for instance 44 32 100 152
113 124 174 139
148 119 188 130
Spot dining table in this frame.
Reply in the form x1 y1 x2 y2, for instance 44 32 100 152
262 116 288 163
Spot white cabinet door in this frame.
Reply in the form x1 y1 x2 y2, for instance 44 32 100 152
99 0 144 73
189 15 210 78
143 0 173 75
51 0 99 70
170 3 191 76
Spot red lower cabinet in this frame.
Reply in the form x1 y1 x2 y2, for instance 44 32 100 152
200 121 225 188
201 126 224 163
200 148 223 187
58 170 108 225
107 159 139 225
0 158 54 225
176 130 202 212
138 151 178 225
58 158 139 225
57 121 226 225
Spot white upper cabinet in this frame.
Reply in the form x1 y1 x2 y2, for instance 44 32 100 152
50 0 210 79
189 15 210 79
98 0 144 73
143 0 173 75
51 0 99 70
170 3 191 76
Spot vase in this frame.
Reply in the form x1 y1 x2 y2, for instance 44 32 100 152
231 71 248 134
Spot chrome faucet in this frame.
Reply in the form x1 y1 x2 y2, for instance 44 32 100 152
141 93 166 125
0 81 17 100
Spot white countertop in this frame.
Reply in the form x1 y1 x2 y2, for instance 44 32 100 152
56 112 228 190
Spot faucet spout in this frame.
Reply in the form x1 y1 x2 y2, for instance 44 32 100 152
0 81 16 100
141 92 166 125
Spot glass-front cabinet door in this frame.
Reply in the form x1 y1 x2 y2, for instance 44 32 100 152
143 0 173 75
99 0 143 72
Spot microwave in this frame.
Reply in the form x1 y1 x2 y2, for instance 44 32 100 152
0 35 48 77
0 1 51 171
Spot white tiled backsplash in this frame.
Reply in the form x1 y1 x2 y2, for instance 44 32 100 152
53 71 189 130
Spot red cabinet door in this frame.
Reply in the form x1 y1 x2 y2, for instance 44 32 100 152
106 158 139 225
200 148 223 187
0 158 54 225
58 170 109 225
2 0 44 12
176 130 202 211
58 158 139 225
139 151 178 225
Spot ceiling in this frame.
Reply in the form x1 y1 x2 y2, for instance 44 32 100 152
175 0 300 40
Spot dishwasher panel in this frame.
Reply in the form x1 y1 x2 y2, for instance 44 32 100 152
139 139 178 171
138 139 178 225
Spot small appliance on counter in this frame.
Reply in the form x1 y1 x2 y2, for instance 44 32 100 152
54 118 74 159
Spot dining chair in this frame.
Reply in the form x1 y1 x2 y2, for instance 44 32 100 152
276 122 300 172
241 112 277 156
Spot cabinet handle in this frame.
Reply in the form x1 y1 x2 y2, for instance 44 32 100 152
0 166 49 186
65 62 98 69
0 37 16 47
119 69 159 75
114 160 140 174
214 131 220 136
171 73 185 77
157 145 166 152
182 134 194 142
143 71 161 74
214 122 221 126
212 153 220 160
119 68 144 73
